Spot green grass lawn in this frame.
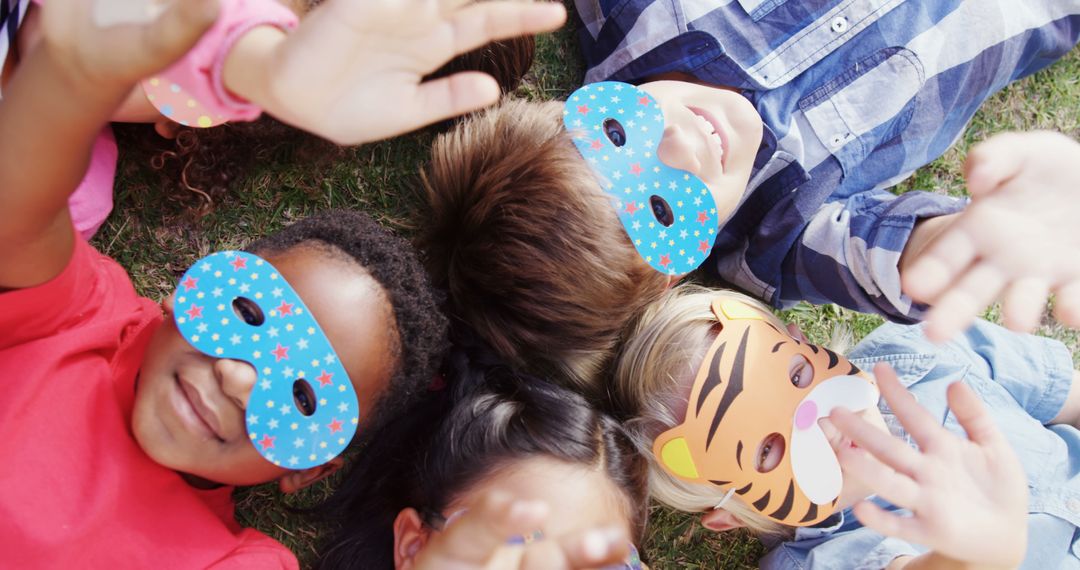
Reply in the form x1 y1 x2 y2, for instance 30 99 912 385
103 8 1080 568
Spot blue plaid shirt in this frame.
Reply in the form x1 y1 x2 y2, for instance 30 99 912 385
760 320 1080 569
575 0 1080 320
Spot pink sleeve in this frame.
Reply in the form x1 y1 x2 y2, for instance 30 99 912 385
204 529 300 570
139 0 299 128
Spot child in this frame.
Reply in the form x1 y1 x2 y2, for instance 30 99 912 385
0 2 448 566
316 341 647 570
3 0 566 237
416 1 1080 394
612 284 1079 568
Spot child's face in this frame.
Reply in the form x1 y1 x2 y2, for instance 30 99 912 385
654 300 888 526
638 80 763 223
132 245 398 487
395 457 635 569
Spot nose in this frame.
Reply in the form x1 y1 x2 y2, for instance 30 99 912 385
215 358 258 409
657 125 702 174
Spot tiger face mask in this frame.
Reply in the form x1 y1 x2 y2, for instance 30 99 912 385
652 299 879 526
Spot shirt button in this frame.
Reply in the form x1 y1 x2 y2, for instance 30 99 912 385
831 16 849 33
830 134 847 148
1068 498 1080 513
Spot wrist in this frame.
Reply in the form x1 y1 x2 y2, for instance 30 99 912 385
899 213 960 275
221 24 287 111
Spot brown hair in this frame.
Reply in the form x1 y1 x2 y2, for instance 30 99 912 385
414 98 669 399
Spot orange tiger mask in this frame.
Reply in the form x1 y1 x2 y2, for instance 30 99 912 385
652 299 878 526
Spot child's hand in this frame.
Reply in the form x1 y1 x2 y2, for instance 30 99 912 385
902 131 1080 342
41 0 218 89
238 0 566 145
414 491 631 570
829 363 1028 569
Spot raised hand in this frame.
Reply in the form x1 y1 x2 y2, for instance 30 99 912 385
902 131 1080 342
829 363 1028 569
238 0 566 145
414 491 630 570
41 0 218 89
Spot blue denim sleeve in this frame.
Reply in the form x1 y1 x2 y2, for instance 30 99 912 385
942 319 1075 423
760 533 921 570
778 189 966 322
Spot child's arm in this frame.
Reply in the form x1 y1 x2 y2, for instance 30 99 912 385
413 491 631 569
902 131 1080 342
0 0 217 289
216 0 566 145
830 363 1028 570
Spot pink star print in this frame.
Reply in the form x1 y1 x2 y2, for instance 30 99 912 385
276 300 294 317
625 201 640 215
590 138 604 150
229 256 248 271
637 96 650 106
328 418 344 434
316 371 334 387
259 435 275 450
660 254 672 268
577 104 590 115
629 163 643 176
698 240 711 255
271 343 290 362
180 276 198 292
184 304 204 320
697 211 711 225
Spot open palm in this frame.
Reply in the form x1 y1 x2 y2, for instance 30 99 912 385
261 0 566 145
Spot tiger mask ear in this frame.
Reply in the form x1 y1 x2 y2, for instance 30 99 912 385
713 298 769 322
652 424 704 482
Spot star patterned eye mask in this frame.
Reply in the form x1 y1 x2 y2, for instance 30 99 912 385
563 81 720 275
172 251 358 470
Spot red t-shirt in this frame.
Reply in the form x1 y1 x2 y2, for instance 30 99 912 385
0 239 298 569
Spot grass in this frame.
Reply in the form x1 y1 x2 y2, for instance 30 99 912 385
100 8 1080 568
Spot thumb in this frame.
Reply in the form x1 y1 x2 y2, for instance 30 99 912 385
131 0 219 77
963 132 1026 197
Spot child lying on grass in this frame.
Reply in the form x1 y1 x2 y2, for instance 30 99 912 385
614 284 1079 569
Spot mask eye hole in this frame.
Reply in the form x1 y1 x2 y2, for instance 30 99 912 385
292 378 317 416
649 195 674 227
755 433 785 473
231 297 265 326
603 118 627 147
789 354 814 389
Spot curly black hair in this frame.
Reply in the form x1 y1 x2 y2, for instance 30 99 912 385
245 209 449 441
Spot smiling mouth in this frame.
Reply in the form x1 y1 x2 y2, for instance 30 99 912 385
174 375 225 442
687 105 728 170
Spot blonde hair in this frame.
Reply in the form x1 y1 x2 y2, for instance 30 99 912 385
613 284 790 537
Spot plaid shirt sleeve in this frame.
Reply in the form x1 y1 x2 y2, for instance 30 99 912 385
778 189 966 322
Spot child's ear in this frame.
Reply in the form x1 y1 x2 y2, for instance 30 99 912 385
701 509 746 532
161 292 176 316
277 456 343 494
393 508 431 570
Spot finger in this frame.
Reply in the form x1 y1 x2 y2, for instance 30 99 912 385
412 72 502 127
449 2 566 57
830 407 923 478
852 500 929 546
835 444 921 509
902 224 978 304
131 0 220 76
871 363 947 451
520 527 630 570
1053 279 1080 328
923 261 1007 343
1001 277 1050 333
419 493 548 567
945 381 1006 448
964 133 1026 197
